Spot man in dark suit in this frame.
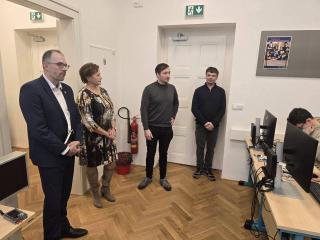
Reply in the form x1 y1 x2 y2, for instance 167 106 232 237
19 50 88 240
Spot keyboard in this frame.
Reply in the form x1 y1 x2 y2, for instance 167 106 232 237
310 182 320 204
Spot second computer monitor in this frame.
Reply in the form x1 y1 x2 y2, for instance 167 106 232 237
283 122 318 193
261 110 277 149
263 148 277 181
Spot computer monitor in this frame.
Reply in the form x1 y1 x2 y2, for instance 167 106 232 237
261 110 277 149
283 122 318 193
0 154 28 201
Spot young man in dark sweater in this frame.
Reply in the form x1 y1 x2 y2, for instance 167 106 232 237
191 67 226 181
138 63 179 191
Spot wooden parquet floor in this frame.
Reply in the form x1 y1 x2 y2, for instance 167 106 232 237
16 149 260 240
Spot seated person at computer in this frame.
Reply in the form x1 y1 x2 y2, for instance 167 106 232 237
288 108 320 182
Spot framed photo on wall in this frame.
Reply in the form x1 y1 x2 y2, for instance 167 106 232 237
263 36 292 69
256 30 320 78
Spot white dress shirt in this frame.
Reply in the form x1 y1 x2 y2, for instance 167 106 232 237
43 74 71 155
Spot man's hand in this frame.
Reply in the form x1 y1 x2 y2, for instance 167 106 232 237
144 129 153 141
312 171 320 183
303 123 314 135
67 141 80 157
204 122 214 131
170 117 175 126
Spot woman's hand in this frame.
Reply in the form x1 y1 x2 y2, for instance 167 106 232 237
106 128 116 140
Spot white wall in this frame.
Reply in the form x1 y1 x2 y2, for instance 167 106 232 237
78 0 120 112
0 52 12 156
113 0 320 180
0 0 57 148
62 0 119 88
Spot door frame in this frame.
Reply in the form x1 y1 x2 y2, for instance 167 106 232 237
8 0 82 91
157 23 236 171
3 0 86 195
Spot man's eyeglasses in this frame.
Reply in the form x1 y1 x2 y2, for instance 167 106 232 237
47 62 70 70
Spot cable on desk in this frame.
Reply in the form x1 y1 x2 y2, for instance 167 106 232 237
262 193 271 213
247 167 264 237
246 167 279 239
271 229 279 240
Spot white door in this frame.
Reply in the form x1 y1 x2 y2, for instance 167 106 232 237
89 45 117 103
166 30 226 169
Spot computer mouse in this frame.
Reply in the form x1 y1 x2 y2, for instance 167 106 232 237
312 173 319 178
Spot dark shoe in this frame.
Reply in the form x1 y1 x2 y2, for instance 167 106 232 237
160 179 172 191
138 177 152 190
193 167 202 179
206 169 216 181
61 227 88 238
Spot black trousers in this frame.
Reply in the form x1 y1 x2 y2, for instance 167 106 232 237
146 126 173 179
38 158 74 240
195 124 219 170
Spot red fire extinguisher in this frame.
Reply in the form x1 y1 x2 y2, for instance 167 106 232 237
130 116 138 154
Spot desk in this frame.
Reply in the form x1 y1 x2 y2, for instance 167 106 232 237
245 138 320 240
0 205 35 240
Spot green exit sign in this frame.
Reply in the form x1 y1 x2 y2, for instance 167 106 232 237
186 5 204 16
30 11 43 21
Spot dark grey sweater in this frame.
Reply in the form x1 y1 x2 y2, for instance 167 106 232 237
140 81 179 130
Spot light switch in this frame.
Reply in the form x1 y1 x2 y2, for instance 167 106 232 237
232 103 244 111
133 1 143 8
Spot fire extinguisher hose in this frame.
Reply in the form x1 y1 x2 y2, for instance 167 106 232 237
117 107 131 143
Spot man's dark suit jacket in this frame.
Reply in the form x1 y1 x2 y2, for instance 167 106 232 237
19 76 82 167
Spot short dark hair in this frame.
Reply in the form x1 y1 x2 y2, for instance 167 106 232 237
79 63 99 83
42 49 63 63
288 108 313 125
155 63 169 75
206 67 219 76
